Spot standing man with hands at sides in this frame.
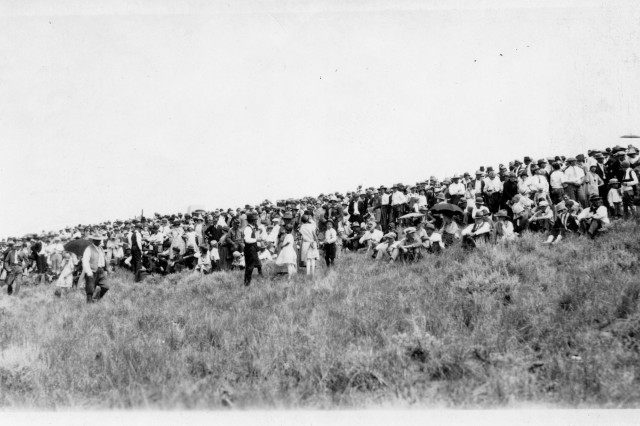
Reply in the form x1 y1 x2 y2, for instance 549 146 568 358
2 239 27 296
83 234 110 303
128 223 143 280
243 213 263 286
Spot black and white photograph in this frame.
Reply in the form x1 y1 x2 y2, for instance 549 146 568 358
1 0 639 424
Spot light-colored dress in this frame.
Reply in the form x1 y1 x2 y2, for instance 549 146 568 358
299 223 319 260
276 234 297 266
55 258 74 288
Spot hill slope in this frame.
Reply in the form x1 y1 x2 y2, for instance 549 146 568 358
2 220 640 408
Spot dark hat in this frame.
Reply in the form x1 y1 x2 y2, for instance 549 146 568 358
486 166 494 172
495 209 509 218
474 211 485 219
594 152 605 159
576 154 585 161
530 164 539 171
538 158 547 164
589 194 602 201
524 156 532 162
475 196 484 204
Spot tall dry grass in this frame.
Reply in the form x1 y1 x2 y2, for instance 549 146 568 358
1 220 640 408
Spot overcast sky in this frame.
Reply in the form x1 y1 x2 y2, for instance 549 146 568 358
1 0 639 238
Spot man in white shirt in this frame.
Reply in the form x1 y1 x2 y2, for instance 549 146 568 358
577 195 609 238
461 211 491 249
82 234 109 303
563 157 587 207
527 167 550 199
620 160 638 215
448 174 466 206
243 213 263 286
359 222 384 252
391 184 408 224
483 167 503 213
549 162 567 204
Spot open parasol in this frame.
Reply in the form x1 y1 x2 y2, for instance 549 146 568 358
399 212 425 220
64 239 92 257
430 203 464 216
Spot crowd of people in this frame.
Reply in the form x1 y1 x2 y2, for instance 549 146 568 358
1 143 639 302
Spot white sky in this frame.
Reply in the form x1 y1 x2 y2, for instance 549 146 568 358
1 0 639 238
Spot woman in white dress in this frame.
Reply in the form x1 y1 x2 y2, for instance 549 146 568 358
275 225 297 277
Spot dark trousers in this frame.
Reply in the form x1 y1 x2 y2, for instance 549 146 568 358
550 188 564 205
131 249 142 275
324 243 336 267
84 268 109 303
381 205 391 231
487 192 501 213
391 204 404 225
581 218 603 239
243 244 262 286
4 268 22 296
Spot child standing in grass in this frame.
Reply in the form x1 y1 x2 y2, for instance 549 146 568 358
607 178 622 219
275 225 297 277
323 220 337 267
300 215 320 276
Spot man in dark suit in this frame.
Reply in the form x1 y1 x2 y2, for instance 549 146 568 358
501 172 519 211
325 197 344 226
2 240 27 296
127 223 143 281
593 152 609 206
606 147 624 182
347 192 365 224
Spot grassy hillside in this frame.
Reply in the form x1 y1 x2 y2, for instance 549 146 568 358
2 220 640 408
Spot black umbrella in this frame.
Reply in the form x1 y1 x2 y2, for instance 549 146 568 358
430 203 464 216
64 239 92 257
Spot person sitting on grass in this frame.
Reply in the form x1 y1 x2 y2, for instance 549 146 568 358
195 244 212 274
494 209 517 242
359 222 384 254
544 201 579 245
461 211 491 250
577 195 610 239
391 227 422 263
528 200 553 232
374 232 396 261
510 194 533 233
422 223 444 253
231 251 245 270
